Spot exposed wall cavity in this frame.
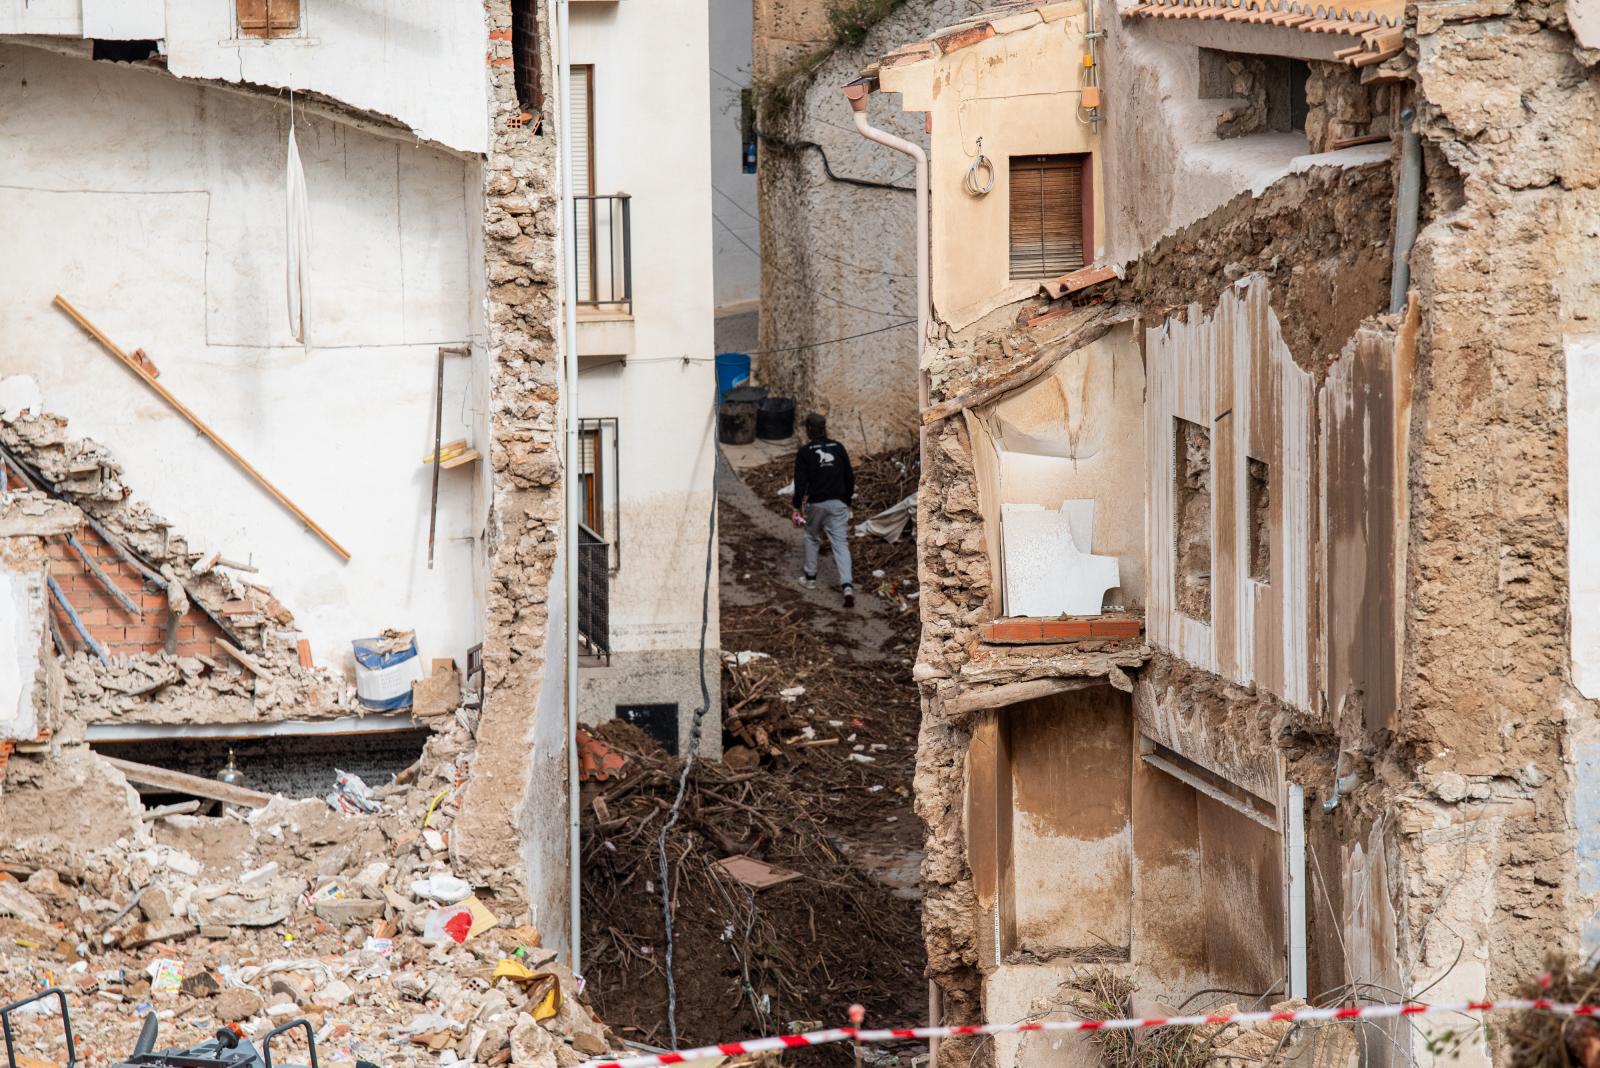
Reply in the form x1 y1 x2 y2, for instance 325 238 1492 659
1173 417 1213 622
1246 457 1270 584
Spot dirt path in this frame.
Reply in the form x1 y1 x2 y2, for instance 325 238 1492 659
579 447 927 1059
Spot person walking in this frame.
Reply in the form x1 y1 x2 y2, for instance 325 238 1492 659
791 412 855 607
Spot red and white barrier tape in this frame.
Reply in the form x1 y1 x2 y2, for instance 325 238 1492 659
582 998 1599 1068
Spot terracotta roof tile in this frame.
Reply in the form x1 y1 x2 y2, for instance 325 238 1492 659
1121 0 1405 62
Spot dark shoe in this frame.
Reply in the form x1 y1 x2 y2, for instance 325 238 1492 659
842 585 855 608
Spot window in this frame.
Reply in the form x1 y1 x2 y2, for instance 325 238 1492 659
237 0 300 39
511 0 544 116
1009 154 1089 281
577 417 620 569
570 65 597 302
579 425 604 535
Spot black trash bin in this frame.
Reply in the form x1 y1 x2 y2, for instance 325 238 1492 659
719 401 757 445
756 396 796 440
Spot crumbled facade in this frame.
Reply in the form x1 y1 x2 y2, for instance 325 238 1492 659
0 0 576 954
858 1 1600 1064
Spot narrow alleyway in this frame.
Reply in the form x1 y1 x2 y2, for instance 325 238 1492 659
579 443 927 1057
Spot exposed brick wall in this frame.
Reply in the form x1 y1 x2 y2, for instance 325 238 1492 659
43 524 228 661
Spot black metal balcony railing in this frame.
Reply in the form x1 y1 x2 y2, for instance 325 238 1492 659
574 193 632 314
577 523 611 663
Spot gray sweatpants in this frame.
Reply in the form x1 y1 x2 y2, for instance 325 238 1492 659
803 499 853 587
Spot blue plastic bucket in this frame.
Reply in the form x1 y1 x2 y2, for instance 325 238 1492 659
715 352 751 397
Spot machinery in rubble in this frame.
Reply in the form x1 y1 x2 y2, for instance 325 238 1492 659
1 989 332 1068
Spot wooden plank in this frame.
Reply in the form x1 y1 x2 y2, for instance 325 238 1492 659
216 638 268 679
949 676 1098 716
103 755 275 808
920 305 1135 425
53 295 351 561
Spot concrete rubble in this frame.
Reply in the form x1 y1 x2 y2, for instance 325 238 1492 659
0 715 622 1068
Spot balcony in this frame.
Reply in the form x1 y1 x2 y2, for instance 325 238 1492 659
575 193 634 356
577 523 611 663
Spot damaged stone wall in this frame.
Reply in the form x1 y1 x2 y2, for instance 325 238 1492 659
912 154 1395 1048
453 0 572 946
1396 5 1600 1055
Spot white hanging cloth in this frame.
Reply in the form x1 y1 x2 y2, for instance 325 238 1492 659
285 116 310 342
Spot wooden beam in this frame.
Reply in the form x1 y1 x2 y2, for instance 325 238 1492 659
53 295 351 562
920 305 1135 425
948 676 1099 716
216 638 269 679
102 755 275 809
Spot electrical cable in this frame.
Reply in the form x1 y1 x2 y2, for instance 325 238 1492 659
575 318 916 376
656 390 722 1048
963 136 995 196
754 128 915 192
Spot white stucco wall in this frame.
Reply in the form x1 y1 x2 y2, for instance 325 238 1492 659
0 44 483 673
709 0 759 315
570 0 719 664
0 0 488 152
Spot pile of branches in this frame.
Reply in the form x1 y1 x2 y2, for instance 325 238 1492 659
1505 955 1600 1068
579 724 925 1057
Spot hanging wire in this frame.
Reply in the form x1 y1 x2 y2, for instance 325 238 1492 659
963 136 995 197
656 389 723 1047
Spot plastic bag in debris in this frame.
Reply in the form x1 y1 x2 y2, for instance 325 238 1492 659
352 631 422 710
855 492 918 543
422 905 474 944
326 769 381 814
410 874 472 904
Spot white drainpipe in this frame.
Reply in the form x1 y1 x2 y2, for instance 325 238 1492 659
844 86 930 412
1286 782 1308 1000
555 0 583 976
842 80 935 1066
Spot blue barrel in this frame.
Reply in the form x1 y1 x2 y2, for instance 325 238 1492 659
715 352 752 397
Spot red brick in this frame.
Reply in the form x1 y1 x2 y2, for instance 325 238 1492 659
122 624 165 645
50 558 77 575
140 593 169 612
982 619 1044 643
1088 618 1143 638
1038 619 1094 640
177 625 197 640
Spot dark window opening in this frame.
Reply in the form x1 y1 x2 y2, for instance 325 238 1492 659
740 88 757 174
1174 416 1212 622
92 39 159 63
617 703 679 755
1247 457 1271 583
1198 50 1311 135
1008 153 1089 280
511 0 544 118
91 729 431 807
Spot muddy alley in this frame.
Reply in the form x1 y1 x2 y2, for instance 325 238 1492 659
578 443 926 1056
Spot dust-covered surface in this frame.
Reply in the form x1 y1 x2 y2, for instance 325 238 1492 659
577 453 927 1058
0 721 622 1068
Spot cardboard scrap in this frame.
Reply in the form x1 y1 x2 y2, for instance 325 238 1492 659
712 854 801 891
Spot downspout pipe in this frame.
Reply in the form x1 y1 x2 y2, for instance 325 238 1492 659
555 0 583 976
843 83 929 412
1389 106 1421 314
842 78 936 1067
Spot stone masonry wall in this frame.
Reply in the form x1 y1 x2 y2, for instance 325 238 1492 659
452 0 568 917
1399 4 1600 1038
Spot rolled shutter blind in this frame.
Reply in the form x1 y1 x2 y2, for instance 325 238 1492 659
1009 155 1085 280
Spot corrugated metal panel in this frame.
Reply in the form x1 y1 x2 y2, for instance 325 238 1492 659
1009 155 1085 281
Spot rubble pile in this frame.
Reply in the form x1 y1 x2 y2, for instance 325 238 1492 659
0 409 347 723
0 721 622 1068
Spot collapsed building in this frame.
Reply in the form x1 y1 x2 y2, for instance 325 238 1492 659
0 0 716 1029
842 0 1600 1064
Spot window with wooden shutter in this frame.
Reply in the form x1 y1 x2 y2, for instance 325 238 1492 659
238 0 300 38
1008 154 1088 281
